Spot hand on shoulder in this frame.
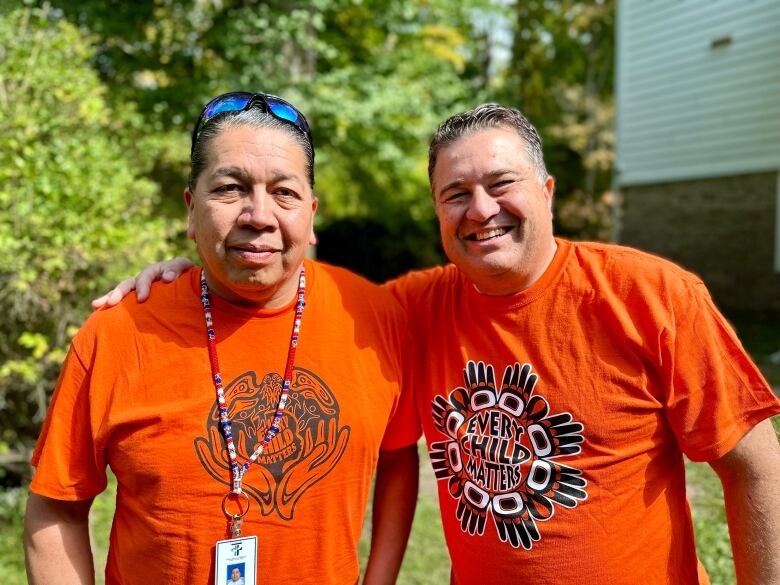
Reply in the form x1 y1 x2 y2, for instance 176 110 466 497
91 257 196 309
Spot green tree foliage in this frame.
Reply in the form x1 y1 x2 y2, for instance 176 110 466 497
495 0 615 239
51 0 493 271
0 6 173 464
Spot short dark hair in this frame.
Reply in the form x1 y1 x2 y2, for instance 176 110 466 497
189 108 315 190
428 103 548 185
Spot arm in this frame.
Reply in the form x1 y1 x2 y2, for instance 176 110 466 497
363 444 419 585
709 417 780 585
24 493 96 585
91 257 195 308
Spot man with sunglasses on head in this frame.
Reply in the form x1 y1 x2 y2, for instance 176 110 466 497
101 102 780 584
24 92 420 585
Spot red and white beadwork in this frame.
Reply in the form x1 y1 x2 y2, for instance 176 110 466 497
199 268 306 494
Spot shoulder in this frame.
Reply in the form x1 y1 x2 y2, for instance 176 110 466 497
308 260 406 312
310 260 388 295
566 240 705 293
383 264 459 309
559 240 716 330
74 268 200 348
308 261 409 358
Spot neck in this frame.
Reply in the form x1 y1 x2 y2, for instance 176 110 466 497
201 264 304 310
472 239 557 296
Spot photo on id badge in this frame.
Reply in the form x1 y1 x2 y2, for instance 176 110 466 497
216 536 257 585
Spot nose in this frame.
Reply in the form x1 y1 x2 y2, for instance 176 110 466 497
465 187 500 222
237 189 278 230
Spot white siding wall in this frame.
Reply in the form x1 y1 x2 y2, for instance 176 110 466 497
616 0 780 185
776 173 780 272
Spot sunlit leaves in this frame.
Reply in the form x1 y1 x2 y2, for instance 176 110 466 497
0 6 174 452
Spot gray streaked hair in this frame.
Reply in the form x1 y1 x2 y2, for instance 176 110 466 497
189 108 314 190
428 103 548 185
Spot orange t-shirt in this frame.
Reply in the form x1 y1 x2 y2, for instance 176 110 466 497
387 238 780 585
31 260 416 585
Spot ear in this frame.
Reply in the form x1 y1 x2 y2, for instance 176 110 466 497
184 188 196 241
543 176 555 210
309 195 319 246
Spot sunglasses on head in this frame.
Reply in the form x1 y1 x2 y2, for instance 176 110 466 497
190 91 312 156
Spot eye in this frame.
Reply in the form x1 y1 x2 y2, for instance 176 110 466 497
274 186 302 201
213 183 244 194
443 191 468 203
490 179 514 190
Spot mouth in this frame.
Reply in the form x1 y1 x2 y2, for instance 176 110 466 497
230 242 281 253
465 226 513 242
228 242 282 263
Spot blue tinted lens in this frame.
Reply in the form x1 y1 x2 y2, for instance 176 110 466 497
266 99 300 124
203 95 252 122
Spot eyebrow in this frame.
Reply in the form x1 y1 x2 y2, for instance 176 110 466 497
438 169 519 195
212 167 252 182
211 167 304 186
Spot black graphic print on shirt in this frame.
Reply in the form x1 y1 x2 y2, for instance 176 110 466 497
194 367 350 520
430 360 587 549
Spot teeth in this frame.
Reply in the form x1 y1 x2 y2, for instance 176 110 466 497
474 228 507 241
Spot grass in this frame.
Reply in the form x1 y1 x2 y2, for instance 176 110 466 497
686 460 735 584
360 445 451 585
0 488 27 585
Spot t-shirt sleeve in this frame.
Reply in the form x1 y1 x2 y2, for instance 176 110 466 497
383 267 441 313
30 342 108 500
663 281 780 462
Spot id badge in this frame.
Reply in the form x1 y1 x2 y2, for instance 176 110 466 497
215 536 257 585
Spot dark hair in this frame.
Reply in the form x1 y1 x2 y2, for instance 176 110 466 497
189 108 315 190
428 103 548 185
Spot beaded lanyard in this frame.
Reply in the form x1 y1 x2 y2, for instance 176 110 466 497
199 268 306 536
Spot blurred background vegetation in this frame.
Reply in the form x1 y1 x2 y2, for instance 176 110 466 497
3 2 777 584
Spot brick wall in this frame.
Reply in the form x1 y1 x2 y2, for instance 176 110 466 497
620 172 780 310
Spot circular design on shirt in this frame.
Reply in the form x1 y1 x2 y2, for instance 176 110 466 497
195 367 351 520
430 360 587 549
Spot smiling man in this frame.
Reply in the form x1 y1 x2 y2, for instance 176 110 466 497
95 103 780 584
429 122 556 295
387 104 780 584
24 92 418 585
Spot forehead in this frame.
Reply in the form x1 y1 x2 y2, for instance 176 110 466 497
432 127 532 188
204 125 308 176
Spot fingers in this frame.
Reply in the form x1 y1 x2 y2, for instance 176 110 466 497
136 257 192 300
91 277 138 309
90 257 195 310
91 294 110 310
141 257 196 299
163 257 196 279
134 263 165 302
